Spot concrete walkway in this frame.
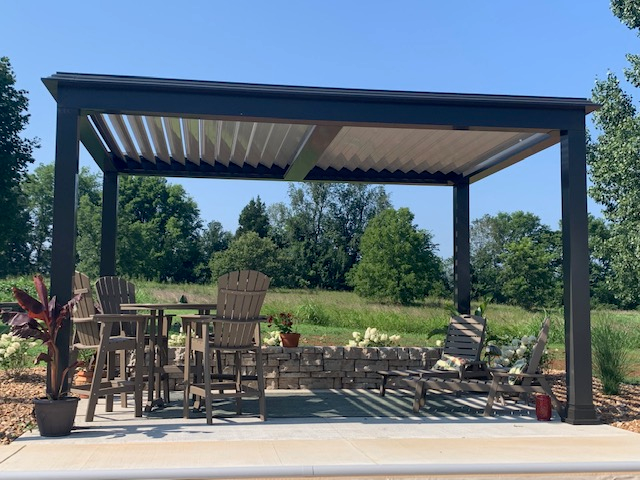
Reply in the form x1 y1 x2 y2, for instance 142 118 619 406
1 390 640 479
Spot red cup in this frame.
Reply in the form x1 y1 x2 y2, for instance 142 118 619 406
535 394 552 421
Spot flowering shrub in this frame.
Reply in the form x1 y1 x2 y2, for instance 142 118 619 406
267 312 297 334
347 327 400 347
168 332 186 347
0 333 35 377
263 330 282 346
484 334 544 369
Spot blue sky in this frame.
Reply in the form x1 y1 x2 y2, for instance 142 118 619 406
2 1 637 258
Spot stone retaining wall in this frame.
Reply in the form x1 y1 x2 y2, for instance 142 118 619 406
170 346 440 389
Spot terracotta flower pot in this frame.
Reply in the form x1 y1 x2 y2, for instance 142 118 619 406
73 370 93 398
280 332 300 348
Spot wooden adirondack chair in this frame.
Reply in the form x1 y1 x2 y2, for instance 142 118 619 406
182 270 270 424
69 272 148 421
410 316 565 419
95 276 177 399
378 314 489 396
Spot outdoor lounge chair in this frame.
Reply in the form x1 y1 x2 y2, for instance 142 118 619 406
378 314 489 396
69 272 149 421
182 270 270 424
409 316 565 419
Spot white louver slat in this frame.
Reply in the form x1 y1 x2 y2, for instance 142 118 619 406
128 115 155 163
147 116 171 164
182 118 200 165
163 117 185 164
201 120 218 165
108 114 139 162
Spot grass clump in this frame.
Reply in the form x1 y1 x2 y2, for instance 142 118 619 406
592 314 632 394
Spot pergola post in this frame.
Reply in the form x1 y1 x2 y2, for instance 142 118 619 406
99 171 119 276
453 180 471 315
561 125 598 425
50 104 80 394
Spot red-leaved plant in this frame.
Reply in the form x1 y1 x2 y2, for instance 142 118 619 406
9 275 80 400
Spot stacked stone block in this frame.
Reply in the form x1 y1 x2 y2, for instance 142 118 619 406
169 346 439 390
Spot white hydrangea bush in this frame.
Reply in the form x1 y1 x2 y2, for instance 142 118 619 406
0 333 35 377
263 330 282 346
485 334 539 368
168 332 187 347
347 327 401 347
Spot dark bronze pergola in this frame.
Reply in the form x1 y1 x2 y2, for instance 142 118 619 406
43 72 599 424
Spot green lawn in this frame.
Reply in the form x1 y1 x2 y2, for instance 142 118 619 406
3 278 640 378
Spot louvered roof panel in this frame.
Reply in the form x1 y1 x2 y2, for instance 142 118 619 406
44 73 598 184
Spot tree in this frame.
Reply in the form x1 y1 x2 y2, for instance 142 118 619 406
22 163 102 275
499 237 559 310
236 196 270 238
209 231 283 283
278 182 390 289
587 215 617 307
470 211 558 303
0 57 38 275
347 207 443 304
588 60 640 307
116 176 202 282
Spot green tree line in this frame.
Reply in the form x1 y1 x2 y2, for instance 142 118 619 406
3 0 640 311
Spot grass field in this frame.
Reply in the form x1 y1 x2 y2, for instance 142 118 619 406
3 278 640 379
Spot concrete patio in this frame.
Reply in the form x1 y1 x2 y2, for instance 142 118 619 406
1 389 640 479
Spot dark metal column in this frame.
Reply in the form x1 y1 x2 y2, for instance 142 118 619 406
561 125 598 425
453 180 471 315
99 170 118 276
50 106 80 394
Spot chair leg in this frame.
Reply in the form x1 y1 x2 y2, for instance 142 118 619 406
256 347 266 421
234 352 242 415
413 381 425 413
86 330 110 422
134 323 145 417
202 324 213 425
106 351 115 412
120 347 128 408
183 322 192 419
379 374 387 397
484 378 501 416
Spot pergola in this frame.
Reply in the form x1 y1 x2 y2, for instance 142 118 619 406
43 72 599 425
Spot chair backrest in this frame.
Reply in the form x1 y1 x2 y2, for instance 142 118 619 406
211 270 271 349
95 276 136 314
95 276 137 336
71 271 100 347
525 316 551 375
442 314 487 362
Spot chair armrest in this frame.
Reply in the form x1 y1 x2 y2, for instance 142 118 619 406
490 371 547 379
93 314 151 323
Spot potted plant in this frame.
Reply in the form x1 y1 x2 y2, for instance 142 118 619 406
267 312 300 347
72 349 97 398
9 274 80 437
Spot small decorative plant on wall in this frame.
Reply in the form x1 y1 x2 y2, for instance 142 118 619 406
347 327 401 347
265 312 300 347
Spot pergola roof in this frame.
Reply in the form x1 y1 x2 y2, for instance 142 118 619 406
43 73 597 185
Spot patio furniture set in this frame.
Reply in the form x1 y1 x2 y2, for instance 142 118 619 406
69 269 563 424
69 269 269 424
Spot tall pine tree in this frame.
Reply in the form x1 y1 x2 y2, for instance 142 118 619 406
0 57 38 275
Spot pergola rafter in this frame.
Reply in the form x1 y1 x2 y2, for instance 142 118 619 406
44 72 599 425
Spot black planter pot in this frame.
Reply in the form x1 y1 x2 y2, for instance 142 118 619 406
33 396 79 437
